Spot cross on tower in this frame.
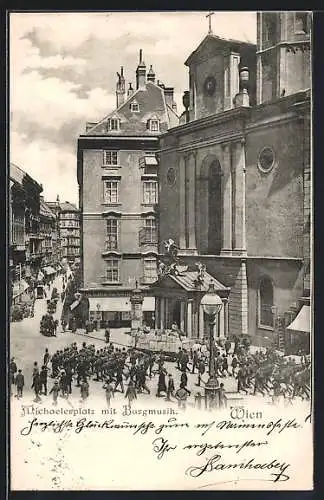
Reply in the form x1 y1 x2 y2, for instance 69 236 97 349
206 11 215 34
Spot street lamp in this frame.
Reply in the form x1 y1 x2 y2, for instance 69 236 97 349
201 282 223 410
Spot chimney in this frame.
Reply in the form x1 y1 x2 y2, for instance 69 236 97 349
127 82 134 98
136 49 146 90
147 65 155 83
116 66 126 108
163 87 174 109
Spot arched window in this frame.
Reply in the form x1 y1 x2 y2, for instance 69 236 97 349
259 276 274 328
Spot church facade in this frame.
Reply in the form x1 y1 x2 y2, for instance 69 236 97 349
157 12 311 346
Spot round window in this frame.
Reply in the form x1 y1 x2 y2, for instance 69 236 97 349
258 147 276 173
167 167 176 186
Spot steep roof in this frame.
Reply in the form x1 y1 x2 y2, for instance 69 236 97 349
40 199 56 219
10 163 25 185
59 202 79 212
86 81 173 137
46 201 79 212
185 33 256 66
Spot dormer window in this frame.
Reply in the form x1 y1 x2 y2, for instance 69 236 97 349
130 100 140 112
107 118 120 131
148 119 160 132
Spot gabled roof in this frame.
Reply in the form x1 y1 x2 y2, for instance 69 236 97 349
185 34 256 66
85 81 172 137
40 199 56 219
59 202 79 212
156 269 229 293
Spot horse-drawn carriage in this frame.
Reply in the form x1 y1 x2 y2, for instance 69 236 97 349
40 313 55 337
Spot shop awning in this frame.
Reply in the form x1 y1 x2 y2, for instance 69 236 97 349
43 266 56 275
12 279 30 298
287 305 311 334
143 296 155 311
89 297 131 312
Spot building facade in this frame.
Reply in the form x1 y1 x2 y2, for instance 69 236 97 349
78 51 178 328
58 202 80 263
157 11 311 346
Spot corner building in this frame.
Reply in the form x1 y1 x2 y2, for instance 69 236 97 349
78 51 178 328
158 12 311 346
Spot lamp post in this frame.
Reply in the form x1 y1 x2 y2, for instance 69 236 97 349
201 282 224 410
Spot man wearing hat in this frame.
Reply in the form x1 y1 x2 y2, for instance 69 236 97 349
49 380 60 405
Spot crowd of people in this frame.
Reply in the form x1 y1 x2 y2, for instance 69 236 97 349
10 333 311 410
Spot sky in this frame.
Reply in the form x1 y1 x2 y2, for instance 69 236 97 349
10 11 256 206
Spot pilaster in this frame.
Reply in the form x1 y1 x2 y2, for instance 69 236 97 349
178 155 186 249
233 139 247 256
221 143 233 255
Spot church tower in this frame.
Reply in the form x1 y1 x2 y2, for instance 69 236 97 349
256 11 311 104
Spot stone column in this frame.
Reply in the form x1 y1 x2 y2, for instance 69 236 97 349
155 297 160 329
187 300 193 338
218 306 225 339
223 299 229 338
234 140 247 255
165 298 169 329
188 152 197 250
256 55 262 105
179 155 186 249
221 144 233 254
180 301 185 332
199 304 205 339
160 298 165 330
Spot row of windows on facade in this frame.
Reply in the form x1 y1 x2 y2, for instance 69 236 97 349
105 218 157 250
106 117 160 133
104 257 157 284
59 220 80 228
60 213 80 220
103 180 157 205
102 150 157 168
61 238 80 247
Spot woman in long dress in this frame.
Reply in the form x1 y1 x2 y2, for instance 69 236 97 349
125 381 137 408
156 368 167 397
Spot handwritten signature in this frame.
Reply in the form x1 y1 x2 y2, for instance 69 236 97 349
186 454 290 483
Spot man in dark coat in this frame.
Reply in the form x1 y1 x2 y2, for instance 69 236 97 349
15 369 24 398
39 365 48 395
10 357 17 395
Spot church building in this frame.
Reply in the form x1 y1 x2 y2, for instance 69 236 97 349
155 12 311 346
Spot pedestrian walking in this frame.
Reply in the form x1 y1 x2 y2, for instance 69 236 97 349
176 348 183 370
125 380 137 408
10 357 17 396
105 328 110 344
103 381 114 408
43 348 50 366
224 338 232 355
156 368 167 397
80 378 89 402
31 372 42 402
166 373 175 401
114 364 125 393
180 369 188 387
39 365 48 395
15 369 24 399
197 359 205 387
49 380 60 405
